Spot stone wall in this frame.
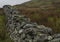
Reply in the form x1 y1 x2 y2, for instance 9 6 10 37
3 5 60 42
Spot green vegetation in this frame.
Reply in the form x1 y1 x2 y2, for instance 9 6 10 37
0 15 13 42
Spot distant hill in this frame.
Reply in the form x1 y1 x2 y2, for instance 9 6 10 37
14 0 60 33
0 0 60 33
15 0 60 8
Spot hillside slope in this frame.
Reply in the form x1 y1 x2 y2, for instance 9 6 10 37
0 0 60 38
14 0 60 33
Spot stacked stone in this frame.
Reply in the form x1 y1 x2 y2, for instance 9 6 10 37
3 5 60 42
48 34 60 42
3 5 31 42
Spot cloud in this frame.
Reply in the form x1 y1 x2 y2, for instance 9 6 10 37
0 0 30 8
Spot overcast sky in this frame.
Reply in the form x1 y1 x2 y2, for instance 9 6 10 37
0 0 30 8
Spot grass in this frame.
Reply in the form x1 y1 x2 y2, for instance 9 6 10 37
0 15 13 42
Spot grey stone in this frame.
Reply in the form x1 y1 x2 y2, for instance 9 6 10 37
52 34 60 39
37 25 53 35
49 38 60 42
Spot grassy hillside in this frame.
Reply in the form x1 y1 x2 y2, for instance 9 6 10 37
14 0 60 33
0 0 60 41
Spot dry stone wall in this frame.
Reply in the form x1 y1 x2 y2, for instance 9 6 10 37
3 5 60 42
